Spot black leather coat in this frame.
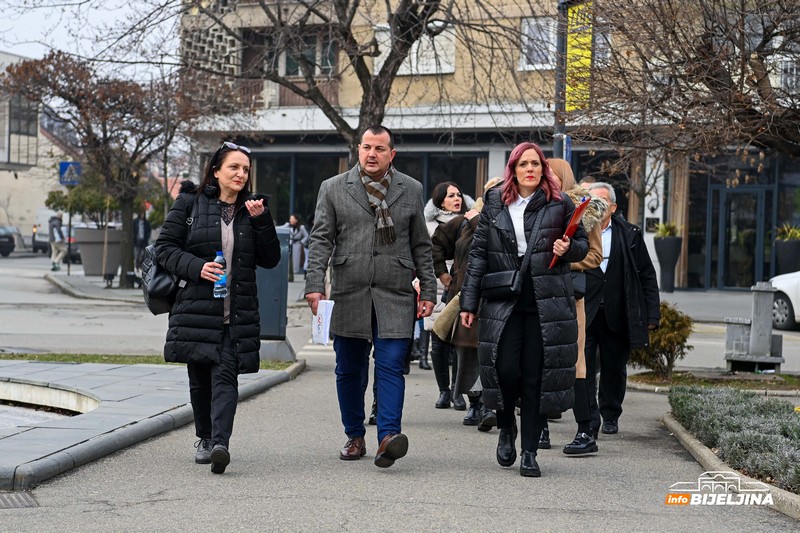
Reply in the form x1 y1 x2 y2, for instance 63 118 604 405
155 182 280 373
460 187 588 413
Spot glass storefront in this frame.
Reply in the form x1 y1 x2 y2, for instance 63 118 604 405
687 153 778 289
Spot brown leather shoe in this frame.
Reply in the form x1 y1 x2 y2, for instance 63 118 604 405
374 433 408 468
339 436 366 460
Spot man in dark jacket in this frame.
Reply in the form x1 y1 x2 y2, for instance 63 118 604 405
133 212 152 272
584 182 660 437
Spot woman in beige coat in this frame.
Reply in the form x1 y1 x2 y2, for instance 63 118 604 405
543 159 606 455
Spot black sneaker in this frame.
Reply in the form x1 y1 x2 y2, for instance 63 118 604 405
210 444 230 474
194 438 213 464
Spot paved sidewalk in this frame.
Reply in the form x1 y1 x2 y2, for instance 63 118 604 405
0 359 304 490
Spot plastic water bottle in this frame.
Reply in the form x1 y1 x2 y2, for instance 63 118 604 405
213 251 228 298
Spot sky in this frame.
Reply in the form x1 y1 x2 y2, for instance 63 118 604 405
0 1 178 76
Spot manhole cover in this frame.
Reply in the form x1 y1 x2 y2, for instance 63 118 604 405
0 491 38 509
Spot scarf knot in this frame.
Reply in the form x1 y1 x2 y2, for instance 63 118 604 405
360 165 396 246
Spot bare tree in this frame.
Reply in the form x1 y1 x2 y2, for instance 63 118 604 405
1 52 200 286
571 0 800 161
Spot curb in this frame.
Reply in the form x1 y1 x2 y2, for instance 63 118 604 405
662 413 800 520
8 364 305 490
44 273 143 304
629 381 800 397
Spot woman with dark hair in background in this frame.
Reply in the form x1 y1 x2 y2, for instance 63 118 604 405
422 181 473 410
431 177 503 431
156 141 281 474
459 142 588 477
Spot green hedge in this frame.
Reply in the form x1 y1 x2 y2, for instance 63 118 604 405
669 386 800 494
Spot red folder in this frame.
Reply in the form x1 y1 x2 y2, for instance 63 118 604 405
548 196 591 269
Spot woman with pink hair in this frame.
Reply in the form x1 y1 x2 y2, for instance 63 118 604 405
459 142 589 477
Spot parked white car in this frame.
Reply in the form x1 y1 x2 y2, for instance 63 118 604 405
770 271 800 330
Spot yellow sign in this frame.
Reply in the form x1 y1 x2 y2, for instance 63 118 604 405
565 1 594 112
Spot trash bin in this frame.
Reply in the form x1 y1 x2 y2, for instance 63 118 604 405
257 228 290 340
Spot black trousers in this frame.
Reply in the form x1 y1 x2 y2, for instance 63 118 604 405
495 309 546 452
585 307 630 425
187 326 239 447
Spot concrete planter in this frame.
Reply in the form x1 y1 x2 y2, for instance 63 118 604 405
74 228 122 276
655 236 682 293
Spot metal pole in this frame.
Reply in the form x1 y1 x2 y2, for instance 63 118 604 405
553 0 570 159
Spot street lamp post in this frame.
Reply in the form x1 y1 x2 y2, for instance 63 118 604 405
553 0 570 160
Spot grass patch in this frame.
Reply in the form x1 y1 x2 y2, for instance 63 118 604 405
0 353 293 371
630 371 800 391
669 386 800 494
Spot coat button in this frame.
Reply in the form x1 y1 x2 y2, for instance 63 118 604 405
370 283 376 288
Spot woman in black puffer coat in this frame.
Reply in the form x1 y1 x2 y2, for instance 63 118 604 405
156 142 280 474
459 142 588 478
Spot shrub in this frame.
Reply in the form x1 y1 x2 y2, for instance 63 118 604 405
630 301 693 381
669 386 800 494
775 223 800 241
654 222 679 238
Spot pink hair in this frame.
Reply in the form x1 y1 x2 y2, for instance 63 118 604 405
501 142 560 205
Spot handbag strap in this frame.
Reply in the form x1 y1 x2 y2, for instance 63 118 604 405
518 205 547 274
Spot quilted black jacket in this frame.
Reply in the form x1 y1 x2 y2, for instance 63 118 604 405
460 186 588 414
155 182 280 373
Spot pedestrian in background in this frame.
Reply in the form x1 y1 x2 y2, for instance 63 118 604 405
431 176 503 431
459 142 588 477
584 182 660 436
423 181 473 410
48 211 66 271
542 159 605 455
133 212 152 272
283 213 309 277
156 141 280 474
305 125 437 468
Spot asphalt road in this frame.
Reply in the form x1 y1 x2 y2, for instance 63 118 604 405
0 253 797 530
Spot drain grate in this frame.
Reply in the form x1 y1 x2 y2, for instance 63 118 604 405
0 491 39 509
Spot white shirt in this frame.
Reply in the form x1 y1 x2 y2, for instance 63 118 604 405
508 193 533 256
600 219 613 273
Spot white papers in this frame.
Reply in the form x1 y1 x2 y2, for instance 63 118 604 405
311 299 335 345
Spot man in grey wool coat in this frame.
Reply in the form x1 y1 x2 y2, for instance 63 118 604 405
305 125 437 468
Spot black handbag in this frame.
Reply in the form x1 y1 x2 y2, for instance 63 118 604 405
571 270 586 300
480 208 545 300
141 201 196 315
141 244 178 315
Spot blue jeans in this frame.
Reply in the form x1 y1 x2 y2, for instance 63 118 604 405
333 317 410 444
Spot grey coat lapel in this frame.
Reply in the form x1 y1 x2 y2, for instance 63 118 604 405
344 167 374 215
385 167 406 207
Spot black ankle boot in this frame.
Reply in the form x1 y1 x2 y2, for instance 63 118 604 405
435 390 451 409
477 406 497 432
519 451 541 477
463 396 481 426
452 394 466 411
563 432 598 455
538 425 551 449
368 399 377 425
496 422 518 467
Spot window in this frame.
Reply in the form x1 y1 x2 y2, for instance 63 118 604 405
593 22 612 67
520 17 556 70
374 23 456 76
284 32 337 77
9 95 37 137
780 59 800 92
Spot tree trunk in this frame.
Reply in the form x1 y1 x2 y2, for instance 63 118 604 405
118 198 135 288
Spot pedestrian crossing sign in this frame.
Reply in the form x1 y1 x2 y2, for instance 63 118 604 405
59 162 82 186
